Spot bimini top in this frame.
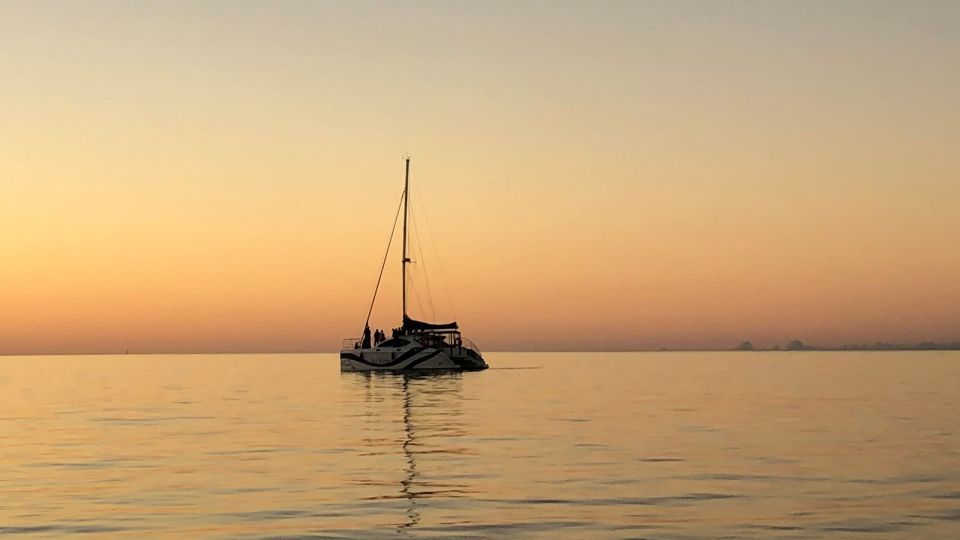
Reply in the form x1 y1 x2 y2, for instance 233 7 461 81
403 315 458 332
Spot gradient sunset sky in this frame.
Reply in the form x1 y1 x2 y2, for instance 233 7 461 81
2 1 958 354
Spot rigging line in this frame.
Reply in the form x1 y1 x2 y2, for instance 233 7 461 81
364 190 405 331
413 183 457 319
410 209 437 321
407 271 428 320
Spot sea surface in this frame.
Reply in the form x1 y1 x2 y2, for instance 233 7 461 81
1 352 959 538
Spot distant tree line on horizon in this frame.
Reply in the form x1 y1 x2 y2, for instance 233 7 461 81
735 340 960 351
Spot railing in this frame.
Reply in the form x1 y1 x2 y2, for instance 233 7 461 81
342 333 479 352
460 338 481 353
435 335 480 353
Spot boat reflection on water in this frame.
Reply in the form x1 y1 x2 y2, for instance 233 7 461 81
398 375 419 531
346 372 470 533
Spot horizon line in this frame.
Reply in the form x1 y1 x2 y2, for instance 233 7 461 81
4 347 960 358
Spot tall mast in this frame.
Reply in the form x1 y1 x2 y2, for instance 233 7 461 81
402 157 410 321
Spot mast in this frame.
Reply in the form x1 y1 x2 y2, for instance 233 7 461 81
402 157 410 322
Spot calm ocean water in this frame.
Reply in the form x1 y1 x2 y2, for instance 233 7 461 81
1 352 959 538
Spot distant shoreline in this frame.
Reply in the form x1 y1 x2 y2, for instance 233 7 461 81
732 340 960 352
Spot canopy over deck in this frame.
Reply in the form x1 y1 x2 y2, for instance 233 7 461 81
403 315 458 332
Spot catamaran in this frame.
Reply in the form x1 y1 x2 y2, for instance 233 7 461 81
339 159 488 372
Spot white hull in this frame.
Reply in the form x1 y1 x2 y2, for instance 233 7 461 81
339 337 486 372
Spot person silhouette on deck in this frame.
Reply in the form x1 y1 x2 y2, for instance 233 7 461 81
362 324 372 349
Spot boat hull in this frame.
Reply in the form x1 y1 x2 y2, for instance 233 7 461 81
339 345 487 372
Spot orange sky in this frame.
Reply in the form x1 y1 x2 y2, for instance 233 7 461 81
2 2 959 353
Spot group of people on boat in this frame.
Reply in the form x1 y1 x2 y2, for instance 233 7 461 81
358 324 401 349
357 322 460 350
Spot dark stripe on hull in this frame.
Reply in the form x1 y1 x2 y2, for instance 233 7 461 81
341 347 425 368
399 349 444 370
341 349 446 371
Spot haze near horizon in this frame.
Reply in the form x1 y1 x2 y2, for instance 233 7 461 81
2 1 958 354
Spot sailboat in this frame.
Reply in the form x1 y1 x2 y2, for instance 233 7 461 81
339 159 488 372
